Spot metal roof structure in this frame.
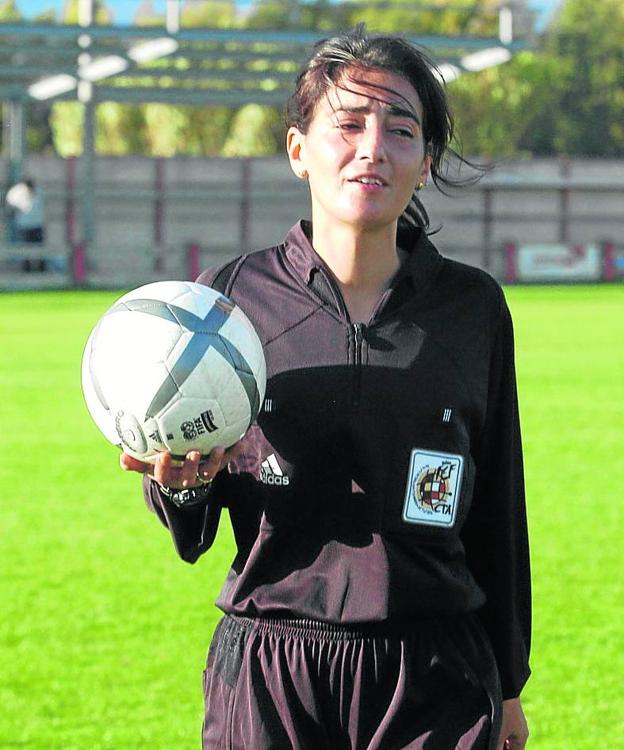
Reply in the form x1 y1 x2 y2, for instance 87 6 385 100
0 14 533 106
0 11 534 242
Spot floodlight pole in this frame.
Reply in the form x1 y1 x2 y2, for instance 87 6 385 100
78 0 96 252
166 0 180 34
3 98 25 187
498 5 514 45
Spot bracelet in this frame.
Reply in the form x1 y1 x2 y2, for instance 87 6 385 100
160 481 213 508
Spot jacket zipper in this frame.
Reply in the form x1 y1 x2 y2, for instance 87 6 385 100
313 266 367 407
352 322 365 407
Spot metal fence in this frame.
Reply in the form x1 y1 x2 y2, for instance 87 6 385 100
1 155 623 289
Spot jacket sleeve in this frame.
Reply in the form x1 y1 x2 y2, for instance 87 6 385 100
462 291 531 700
139 258 244 562
143 474 224 564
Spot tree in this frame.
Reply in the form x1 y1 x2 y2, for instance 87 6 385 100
50 102 83 157
33 9 57 23
180 0 238 29
42 0 624 158
342 0 500 36
542 0 624 156
448 51 559 158
245 0 303 30
96 103 147 155
221 103 283 156
62 0 112 24
446 0 624 157
0 0 21 22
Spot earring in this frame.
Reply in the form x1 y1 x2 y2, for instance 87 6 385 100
299 170 308 179
416 181 425 191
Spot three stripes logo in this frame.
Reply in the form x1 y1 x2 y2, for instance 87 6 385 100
260 454 290 486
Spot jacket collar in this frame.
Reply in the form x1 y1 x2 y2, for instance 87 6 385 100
283 219 444 297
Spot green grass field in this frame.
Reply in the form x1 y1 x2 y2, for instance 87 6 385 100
1 285 622 749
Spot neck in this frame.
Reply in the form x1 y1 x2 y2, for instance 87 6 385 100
310 218 402 323
311 219 400 291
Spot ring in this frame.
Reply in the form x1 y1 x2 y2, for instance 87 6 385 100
196 470 212 486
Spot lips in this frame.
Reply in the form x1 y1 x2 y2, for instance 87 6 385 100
348 174 388 186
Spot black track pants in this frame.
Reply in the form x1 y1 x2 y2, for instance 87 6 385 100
202 614 502 750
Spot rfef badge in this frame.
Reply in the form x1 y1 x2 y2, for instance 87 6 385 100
403 449 464 528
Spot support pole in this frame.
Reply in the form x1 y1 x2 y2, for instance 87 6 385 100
154 157 165 272
482 186 493 271
78 0 95 271
5 98 25 187
72 241 87 286
2 98 26 243
65 156 77 246
602 240 615 282
166 0 180 34
188 242 201 281
80 90 95 250
559 157 571 244
240 158 252 253
504 242 517 284
499 5 513 45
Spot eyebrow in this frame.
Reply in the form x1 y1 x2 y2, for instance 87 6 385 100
334 104 421 125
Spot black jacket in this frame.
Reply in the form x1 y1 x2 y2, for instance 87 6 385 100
144 220 531 699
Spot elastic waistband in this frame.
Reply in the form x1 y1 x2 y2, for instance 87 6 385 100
225 613 438 642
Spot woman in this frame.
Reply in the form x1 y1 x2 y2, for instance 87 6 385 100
122 27 530 750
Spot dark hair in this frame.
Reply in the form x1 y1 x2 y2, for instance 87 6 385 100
287 25 482 234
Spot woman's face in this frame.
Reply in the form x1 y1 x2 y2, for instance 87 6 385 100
287 67 431 234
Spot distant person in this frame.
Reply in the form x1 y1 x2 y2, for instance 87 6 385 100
5 177 46 270
6 177 46 243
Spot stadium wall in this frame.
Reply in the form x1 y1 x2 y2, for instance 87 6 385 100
1 155 622 289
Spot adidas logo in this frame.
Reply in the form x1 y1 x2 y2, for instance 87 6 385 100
260 454 290 486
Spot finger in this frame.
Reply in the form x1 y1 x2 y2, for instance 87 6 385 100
153 451 174 486
120 452 151 474
181 450 202 487
198 446 227 480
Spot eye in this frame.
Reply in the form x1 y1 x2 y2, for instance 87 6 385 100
389 127 414 138
337 121 361 131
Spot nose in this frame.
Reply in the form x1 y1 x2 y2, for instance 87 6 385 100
355 121 387 163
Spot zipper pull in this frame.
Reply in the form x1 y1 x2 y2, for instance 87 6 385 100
353 321 363 348
352 322 366 364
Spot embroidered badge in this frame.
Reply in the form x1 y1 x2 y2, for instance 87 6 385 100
402 449 464 527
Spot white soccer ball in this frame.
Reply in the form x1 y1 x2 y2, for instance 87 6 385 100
82 280 266 462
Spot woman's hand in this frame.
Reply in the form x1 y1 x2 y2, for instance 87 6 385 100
497 697 529 750
120 446 240 489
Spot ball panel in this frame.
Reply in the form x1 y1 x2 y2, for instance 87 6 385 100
96 358 176 424
157 397 229 456
94 310 182 365
179 357 252 430
81 329 120 446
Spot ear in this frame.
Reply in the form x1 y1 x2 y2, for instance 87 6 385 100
286 126 307 178
419 153 432 187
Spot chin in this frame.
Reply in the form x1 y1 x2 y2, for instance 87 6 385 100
345 214 397 232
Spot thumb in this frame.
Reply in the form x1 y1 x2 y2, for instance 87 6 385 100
119 452 150 474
